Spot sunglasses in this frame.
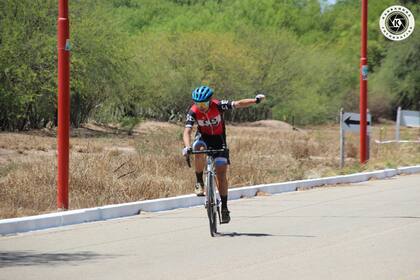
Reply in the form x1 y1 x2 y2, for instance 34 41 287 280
194 100 210 110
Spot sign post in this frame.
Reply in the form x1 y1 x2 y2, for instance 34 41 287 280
395 107 401 141
57 0 70 210
360 0 368 164
340 109 345 168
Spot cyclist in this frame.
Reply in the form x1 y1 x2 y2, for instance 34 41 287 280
182 85 265 224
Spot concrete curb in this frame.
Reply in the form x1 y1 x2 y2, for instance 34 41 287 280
1 165 420 236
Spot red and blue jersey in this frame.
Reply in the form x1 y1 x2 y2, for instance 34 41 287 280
185 99 234 136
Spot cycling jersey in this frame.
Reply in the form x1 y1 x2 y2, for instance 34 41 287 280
185 99 234 136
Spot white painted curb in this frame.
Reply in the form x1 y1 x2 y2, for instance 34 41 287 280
1 165 420 235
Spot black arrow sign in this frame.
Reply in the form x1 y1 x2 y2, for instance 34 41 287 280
344 116 371 127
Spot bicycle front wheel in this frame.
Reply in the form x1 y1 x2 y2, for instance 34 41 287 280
207 176 217 237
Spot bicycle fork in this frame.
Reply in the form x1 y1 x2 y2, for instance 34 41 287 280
205 161 221 225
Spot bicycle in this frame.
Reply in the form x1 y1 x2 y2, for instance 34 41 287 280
186 147 228 237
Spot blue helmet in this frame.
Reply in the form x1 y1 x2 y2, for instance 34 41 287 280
192 86 213 102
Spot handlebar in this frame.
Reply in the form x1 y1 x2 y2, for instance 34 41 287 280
189 149 227 155
185 148 228 168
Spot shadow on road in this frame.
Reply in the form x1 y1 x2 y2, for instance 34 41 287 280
217 232 273 237
217 232 316 238
0 251 116 268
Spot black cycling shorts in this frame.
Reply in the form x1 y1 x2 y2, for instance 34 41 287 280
193 133 230 164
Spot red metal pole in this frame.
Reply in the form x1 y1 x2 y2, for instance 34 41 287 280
359 0 368 164
57 0 70 209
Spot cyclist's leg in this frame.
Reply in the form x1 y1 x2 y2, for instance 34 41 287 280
215 161 228 197
194 154 205 173
215 158 230 223
192 135 206 174
214 147 230 199
192 134 207 195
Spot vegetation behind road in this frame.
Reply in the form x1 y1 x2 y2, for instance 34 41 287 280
0 0 419 130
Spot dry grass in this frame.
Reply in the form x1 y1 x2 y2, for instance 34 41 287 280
0 120 419 219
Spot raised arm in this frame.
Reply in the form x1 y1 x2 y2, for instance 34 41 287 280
233 94 265 109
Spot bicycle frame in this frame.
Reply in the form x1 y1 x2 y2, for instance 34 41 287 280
205 155 221 236
186 148 226 237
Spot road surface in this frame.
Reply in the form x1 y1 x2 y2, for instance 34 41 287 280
1 174 420 280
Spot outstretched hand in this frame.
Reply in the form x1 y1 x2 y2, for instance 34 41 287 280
255 94 266 104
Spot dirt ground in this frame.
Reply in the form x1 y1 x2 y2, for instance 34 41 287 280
1 120 419 219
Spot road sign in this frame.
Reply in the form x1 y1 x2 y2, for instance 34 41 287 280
339 109 372 168
400 110 420 127
342 112 371 133
395 107 420 141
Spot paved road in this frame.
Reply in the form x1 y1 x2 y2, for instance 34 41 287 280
1 174 420 280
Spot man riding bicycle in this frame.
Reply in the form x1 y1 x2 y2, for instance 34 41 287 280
182 86 265 224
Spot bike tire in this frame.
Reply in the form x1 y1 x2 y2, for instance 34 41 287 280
207 176 217 237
